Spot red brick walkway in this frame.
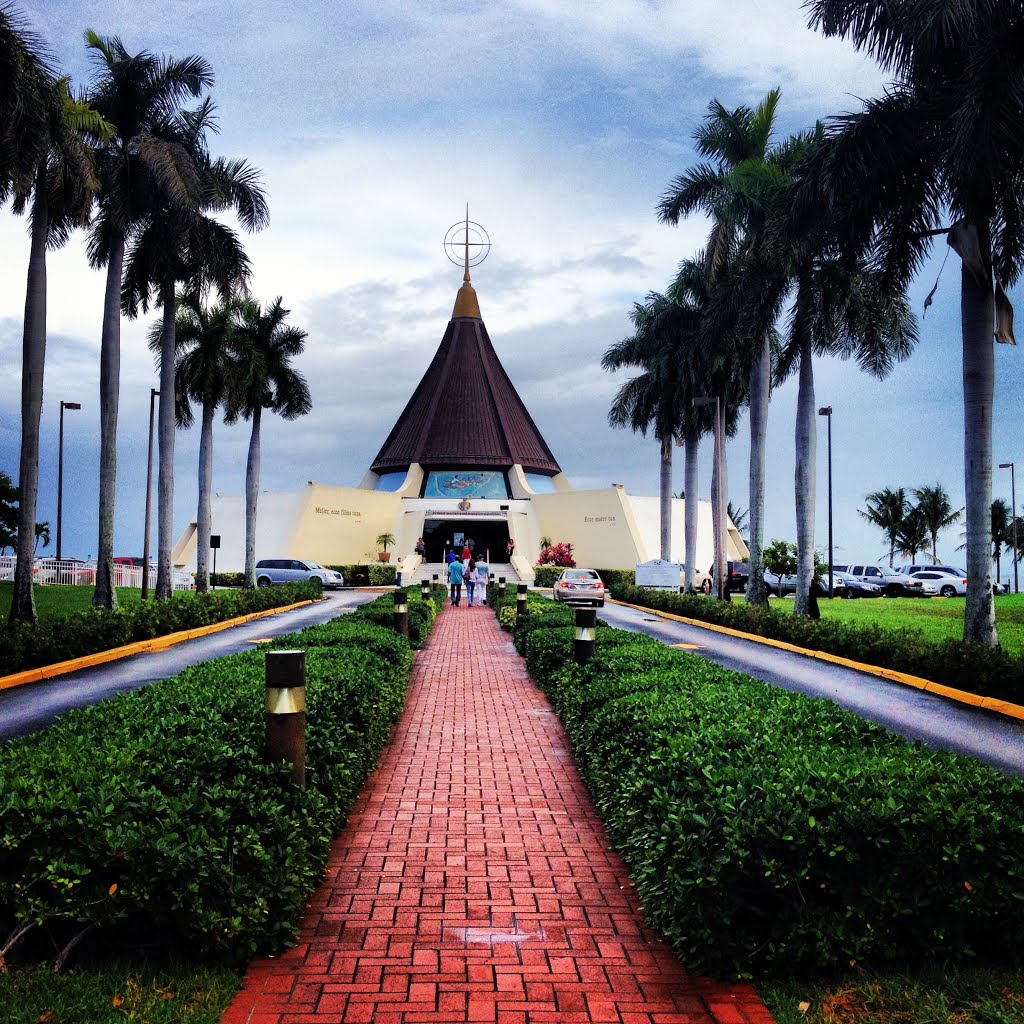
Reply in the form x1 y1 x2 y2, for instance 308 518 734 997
221 604 774 1024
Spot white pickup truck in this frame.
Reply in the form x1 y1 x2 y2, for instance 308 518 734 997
833 563 924 597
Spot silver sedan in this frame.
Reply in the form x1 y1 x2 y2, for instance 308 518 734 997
551 568 606 607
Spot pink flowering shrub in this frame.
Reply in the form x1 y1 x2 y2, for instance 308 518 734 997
537 541 576 567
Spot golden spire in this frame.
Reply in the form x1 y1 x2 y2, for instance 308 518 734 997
452 203 482 319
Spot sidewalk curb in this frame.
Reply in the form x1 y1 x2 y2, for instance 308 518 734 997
0 599 317 692
610 598 1024 722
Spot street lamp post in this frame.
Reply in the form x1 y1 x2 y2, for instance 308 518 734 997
818 406 833 598
56 401 81 561
999 461 1018 594
692 395 725 600
142 388 159 600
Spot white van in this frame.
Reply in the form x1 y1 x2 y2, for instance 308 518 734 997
255 558 344 589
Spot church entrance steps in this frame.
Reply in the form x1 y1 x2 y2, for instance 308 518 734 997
413 562 522 586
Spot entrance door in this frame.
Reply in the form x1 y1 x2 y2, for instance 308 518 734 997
423 519 509 564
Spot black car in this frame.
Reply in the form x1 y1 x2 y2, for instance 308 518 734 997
702 560 750 594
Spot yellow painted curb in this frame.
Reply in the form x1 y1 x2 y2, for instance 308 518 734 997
609 598 1024 722
0 600 317 692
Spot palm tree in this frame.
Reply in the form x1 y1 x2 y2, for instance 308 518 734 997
32 521 49 554
990 499 1012 588
777 253 917 615
658 89 787 607
229 298 312 588
84 32 212 609
912 484 963 563
726 502 748 538
859 487 909 568
150 296 243 593
0 3 52 207
603 293 695 563
7 72 108 625
124 99 268 600
895 506 929 564
801 0 1024 645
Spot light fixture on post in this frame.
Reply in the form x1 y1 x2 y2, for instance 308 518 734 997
142 388 159 600
999 461 1018 594
56 401 82 562
692 395 725 600
818 406 833 598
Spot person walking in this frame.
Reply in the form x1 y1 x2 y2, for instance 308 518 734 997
465 558 477 607
447 556 465 606
506 538 515 559
476 555 489 604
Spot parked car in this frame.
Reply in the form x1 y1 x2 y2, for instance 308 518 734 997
833 571 883 598
702 560 750 594
897 564 1008 595
896 563 967 578
832 564 924 597
763 571 847 597
908 569 967 597
255 558 344 589
552 567 606 607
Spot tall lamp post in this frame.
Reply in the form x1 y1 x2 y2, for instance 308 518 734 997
142 388 159 600
818 406 833 598
692 395 725 600
56 401 81 561
999 461 1018 594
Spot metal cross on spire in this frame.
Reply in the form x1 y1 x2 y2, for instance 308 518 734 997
444 207 491 283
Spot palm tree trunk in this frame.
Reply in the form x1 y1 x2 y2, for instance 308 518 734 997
745 334 770 606
683 429 698 592
659 433 672 561
155 278 177 601
793 338 816 617
9 174 48 625
244 404 262 589
92 230 125 610
961 257 998 645
718 431 729 599
195 398 214 594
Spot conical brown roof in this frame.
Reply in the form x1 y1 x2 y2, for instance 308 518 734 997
369 286 561 477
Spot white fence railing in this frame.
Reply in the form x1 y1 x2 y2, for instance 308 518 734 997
0 556 193 590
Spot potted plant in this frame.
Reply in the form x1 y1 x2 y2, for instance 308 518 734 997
376 532 396 562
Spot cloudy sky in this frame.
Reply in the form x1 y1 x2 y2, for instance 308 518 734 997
2 0 1021 571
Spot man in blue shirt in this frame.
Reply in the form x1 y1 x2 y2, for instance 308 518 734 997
447 557 465 606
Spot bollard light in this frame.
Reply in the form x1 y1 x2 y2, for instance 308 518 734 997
516 582 528 617
499 576 506 593
265 650 306 788
420 579 431 599
393 588 409 638
574 607 597 665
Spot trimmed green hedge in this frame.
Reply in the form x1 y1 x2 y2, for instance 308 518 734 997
0 590 433 967
611 584 1024 705
0 581 323 676
326 564 396 587
345 585 446 648
512 608 1024 978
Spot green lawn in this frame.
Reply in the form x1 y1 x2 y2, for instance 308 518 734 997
815 592 1024 655
0 582 190 623
762 965 1024 1024
0 962 240 1024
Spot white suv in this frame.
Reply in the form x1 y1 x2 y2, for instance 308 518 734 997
255 558 344 589
833 564 924 597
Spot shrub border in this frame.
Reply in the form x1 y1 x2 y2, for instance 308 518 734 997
611 596 1024 722
0 599 317 692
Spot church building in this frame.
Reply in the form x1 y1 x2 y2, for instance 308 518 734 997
173 222 748 582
